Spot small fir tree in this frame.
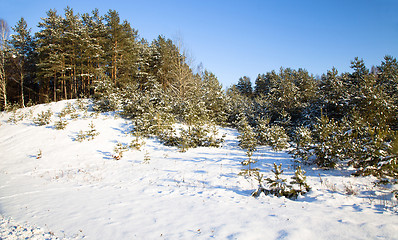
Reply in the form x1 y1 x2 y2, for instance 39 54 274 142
237 114 258 176
87 121 99 140
312 115 343 168
237 114 257 154
143 151 151 164
75 121 100 142
33 109 53 126
36 149 42 159
265 163 290 197
54 117 68 130
251 171 267 197
113 142 128 160
290 126 313 164
130 134 145 151
257 118 290 151
291 166 311 193
252 163 311 199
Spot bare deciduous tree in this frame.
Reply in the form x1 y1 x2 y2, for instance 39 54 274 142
169 37 197 101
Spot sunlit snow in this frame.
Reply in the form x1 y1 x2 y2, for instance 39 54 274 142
0 99 397 239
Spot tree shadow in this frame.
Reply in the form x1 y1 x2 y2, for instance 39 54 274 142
110 121 134 135
97 150 113 160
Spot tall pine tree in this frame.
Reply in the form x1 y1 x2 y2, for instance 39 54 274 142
10 18 35 107
35 9 64 102
236 76 252 97
201 70 227 125
81 9 106 96
104 10 139 86
0 19 9 109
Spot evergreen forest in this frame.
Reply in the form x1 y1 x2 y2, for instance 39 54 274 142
1 7 397 179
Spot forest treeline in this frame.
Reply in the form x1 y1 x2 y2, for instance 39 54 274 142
0 7 193 106
0 7 397 178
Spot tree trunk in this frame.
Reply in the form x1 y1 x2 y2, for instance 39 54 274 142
113 40 118 85
0 58 6 109
20 70 24 107
62 55 67 99
0 19 8 109
53 70 57 101
73 64 77 98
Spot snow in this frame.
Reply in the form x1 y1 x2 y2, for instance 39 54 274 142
0 99 397 239
0 214 81 240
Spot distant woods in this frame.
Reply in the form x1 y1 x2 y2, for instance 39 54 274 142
1 7 398 178
232 59 398 177
0 7 199 108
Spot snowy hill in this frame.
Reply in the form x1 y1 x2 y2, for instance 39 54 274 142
0 99 397 239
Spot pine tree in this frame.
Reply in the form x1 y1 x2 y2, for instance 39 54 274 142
256 118 290 151
344 58 393 129
291 166 311 193
379 55 398 100
265 163 289 197
254 73 271 97
104 10 122 85
267 68 296 116
236 76 252 97
9 17 34 107
104 10 139 86
378 55 398 130
238 114 257 156
347 58 374 117
0 19 9 109
252 163 310 199
134 40 154 91
201 70 227 125
63 6 84 99
35 9 64 102
293 68 318 125
319 67 348 120
346 113 397 177
81 9 106 96
174 74 203 124
237 114 258 176
127 80 175 138
290 126 313 164
312 114 346 168
225 85 254 127
150 36 177 90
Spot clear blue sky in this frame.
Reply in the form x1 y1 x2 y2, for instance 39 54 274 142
2 0 398 87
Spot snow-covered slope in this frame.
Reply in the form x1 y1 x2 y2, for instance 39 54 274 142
0 100 397 239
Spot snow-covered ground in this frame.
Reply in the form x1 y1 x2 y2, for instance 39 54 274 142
0 99 397 239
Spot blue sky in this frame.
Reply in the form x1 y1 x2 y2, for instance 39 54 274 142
2 0 398 87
